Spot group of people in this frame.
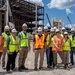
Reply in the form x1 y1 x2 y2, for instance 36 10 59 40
0 23 75 73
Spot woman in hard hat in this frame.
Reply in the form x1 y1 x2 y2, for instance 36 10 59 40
63 32 70 69
6 29 18 73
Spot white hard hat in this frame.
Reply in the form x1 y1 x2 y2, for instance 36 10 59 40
12 29 17 32
56 29 60 32
71 28 75 32
62 27 66 30
64 32 68 35
50 29 54 32
22 23 27 27
54 27 57 30
38 27 42 32
4 25 10 29
44 26 48 30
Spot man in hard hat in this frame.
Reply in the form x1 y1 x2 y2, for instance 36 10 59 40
18 23 30 72
46 28 55 68
61 27 66 38
33 27 46 70
69 28 75 65
44 26 48 39
52 29 63 68
2 25 11 69
6 29 18 73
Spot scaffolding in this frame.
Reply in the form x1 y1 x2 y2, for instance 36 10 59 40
9 0 44 33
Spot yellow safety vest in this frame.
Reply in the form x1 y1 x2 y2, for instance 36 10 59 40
2 32 9 47
19 31 29 47
9 35 18 52
46 34 53 47
69 35 75 47
63 39 70 51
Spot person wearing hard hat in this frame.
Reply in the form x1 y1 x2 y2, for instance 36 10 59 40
6 29 18 73
18 23 30 72
33 27 46 70
52 29 63 68
69 28 75 65
2 25 11 69
46 28 55 68
61 27 66 38
62 32 70 70
44 26 48 39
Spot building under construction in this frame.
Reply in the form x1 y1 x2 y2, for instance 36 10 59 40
0 0 44 33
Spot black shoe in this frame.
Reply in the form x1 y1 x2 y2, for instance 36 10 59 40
7 70 12 73
47 65 50 68
39 67 43 70
21 66 28 70
34 68 38 71
18 67 22 72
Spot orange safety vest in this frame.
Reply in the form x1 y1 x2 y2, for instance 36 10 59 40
0 36 3 52
52 35 63 52
34 34 45 49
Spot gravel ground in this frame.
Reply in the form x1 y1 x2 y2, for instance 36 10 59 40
0 42 75 75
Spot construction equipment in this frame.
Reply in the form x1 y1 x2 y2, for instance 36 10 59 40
67 16 73 28
46 13 52 27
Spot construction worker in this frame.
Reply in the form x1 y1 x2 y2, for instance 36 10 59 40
6 29 18 73
0 28 3 63
52 29 63 68
33 27 46 71
18 23 30 72
2 25 11 69
44 26 48 39
63 32 70 69
46 28 54 68
69 28 75 65
61 27 66 38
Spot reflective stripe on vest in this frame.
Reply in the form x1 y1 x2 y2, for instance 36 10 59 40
52 35 63 52
2 32 9 47
20 31 29 47
46 34 53 47
9 35 18 52
34 34 45 48
63 39 70 51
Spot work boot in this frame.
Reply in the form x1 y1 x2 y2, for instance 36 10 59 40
21 65 28 70
18 67 22 72
34 67 38 71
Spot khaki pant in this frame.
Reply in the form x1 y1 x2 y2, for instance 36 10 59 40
2 47 7 67
34 49 44 68
53 51 63 65
18 48 28 67
63 51 69 64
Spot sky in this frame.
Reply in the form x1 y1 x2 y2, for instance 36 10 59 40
27 0 75 28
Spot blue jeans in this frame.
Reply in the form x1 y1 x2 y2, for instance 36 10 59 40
70 47 75 64
46 48 50 66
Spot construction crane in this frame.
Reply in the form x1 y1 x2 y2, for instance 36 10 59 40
46 13 52 27
67 16 73 28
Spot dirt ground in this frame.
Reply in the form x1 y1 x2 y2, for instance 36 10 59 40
0 42 75 75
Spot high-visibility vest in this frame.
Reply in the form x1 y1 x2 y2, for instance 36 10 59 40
9 35 18 52
19 31 29 47
46 34 54 47
34 34 45 49
61 34 64 38
52 35 63 52
69 35 75 47
2 32 9 47
44 32 48 39
62 39 70 51
0 36 3 52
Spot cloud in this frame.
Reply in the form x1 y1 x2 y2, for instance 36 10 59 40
66 8 72 14
47 0 75 14
65 24 75 28
26 0 44 6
